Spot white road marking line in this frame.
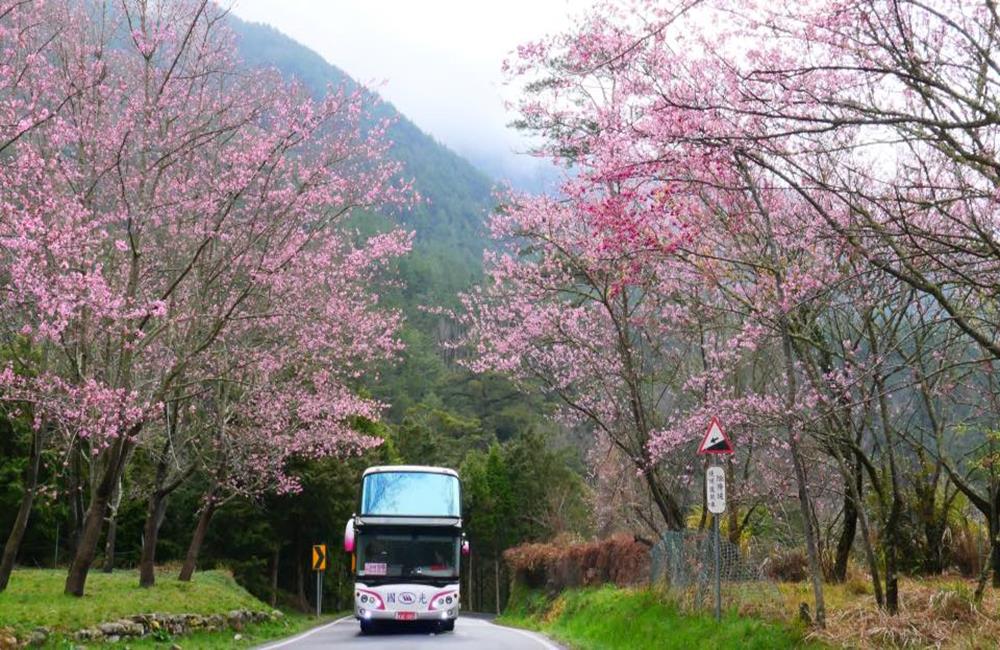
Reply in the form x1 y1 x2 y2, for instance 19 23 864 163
255 615 352 649
471 618 562 650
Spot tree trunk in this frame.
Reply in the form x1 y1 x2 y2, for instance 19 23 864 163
643 468 684 530
0 428 43 592
138 430 192 588
102 514 117 574
993 542 1000 589
467 548 474 611
744 160 825 625
65 435 132 597
477 558 483 613
178 496 217 582
68 442 86 556
832 459 860 583
64 489 112 596
102 479 123 573
138 489 169 587
779 306 826 626
974 530 994 604
991 507 1000 588
868 320 902 615
270 546 280 607
295 537 307 611
830 442 884 607
788 433 826 626
494 555 500 615
923 515 946 575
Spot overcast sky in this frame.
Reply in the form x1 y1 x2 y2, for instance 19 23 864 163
230 0 591 186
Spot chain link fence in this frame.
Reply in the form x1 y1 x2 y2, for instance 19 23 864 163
650 530 784 616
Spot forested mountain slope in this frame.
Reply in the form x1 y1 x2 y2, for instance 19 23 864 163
231 19 495 295
231 19 510 420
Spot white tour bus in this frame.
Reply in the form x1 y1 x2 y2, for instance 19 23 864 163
343 465 468 634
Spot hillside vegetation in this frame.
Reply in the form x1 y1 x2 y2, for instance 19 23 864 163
500 585 814 650
0 568 323 647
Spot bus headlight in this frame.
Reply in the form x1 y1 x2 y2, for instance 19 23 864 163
428 590 458 611
356 588 385 610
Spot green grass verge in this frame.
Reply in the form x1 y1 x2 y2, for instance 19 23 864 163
498 584 821 650
0 568 337 648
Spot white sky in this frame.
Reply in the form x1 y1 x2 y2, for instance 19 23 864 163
230 0 591 184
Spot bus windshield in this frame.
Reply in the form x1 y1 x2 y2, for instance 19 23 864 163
357 531 459 580
361 471 460 517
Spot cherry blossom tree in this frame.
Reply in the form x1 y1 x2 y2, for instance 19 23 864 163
1 0 410 596
173 229 411 582
0 0 107 592
485 0 1000 622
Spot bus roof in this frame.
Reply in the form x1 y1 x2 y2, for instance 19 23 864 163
361 465 459 478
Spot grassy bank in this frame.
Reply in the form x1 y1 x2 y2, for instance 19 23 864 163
499 584 816 650
0 567 330 647
99 611 335 649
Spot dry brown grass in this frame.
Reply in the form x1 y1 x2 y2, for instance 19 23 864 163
503 534 650 592
796 577 1000 649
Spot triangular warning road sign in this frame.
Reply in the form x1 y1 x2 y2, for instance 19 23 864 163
697 417 734 455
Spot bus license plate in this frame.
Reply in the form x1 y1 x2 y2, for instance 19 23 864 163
395 612 416 621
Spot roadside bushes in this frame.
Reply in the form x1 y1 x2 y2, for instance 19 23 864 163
504 534 649 593
764 548 809 582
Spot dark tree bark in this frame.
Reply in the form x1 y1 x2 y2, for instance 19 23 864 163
138 489 169 587
745 160 825 626
832 457 860 583
65 485 111 595
295 533 307 610
643 467 684 531
68 442 86 556
270 546 280 607
178 490 218 582
868 319 903 615
991 495 1000 588
0 427 43 592
138 430 194 587
65 434 133 596
102 479 123 573
101 513 117 573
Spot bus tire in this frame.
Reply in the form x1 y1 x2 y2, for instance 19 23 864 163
360 619 375 635
442 620 455 632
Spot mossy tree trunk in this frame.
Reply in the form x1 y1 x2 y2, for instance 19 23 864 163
178 486 219 582
0 426 43 592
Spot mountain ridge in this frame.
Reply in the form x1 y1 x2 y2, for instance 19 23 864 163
230 18 495 253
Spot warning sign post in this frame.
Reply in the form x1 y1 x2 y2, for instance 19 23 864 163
312 544 326 617
698 418 732 621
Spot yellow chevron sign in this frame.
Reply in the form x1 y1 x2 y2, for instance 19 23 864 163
312 544 327 571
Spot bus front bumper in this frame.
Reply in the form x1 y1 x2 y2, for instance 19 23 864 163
355 607 459 621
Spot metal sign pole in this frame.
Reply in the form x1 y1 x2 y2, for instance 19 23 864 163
698 418 732 624
713 486 721 622
316 571 322 617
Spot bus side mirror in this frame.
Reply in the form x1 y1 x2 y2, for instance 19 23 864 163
344 518 355 553
461 540 470 556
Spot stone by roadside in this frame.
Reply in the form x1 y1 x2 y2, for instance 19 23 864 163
1 609 283 647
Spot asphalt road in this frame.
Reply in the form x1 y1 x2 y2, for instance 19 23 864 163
256 614 562 650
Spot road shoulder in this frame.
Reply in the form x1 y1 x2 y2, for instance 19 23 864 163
254 615 353 650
